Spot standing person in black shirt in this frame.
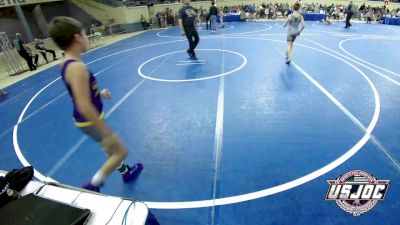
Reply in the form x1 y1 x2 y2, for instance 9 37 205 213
12 33 37 71
359 3 366 15
179 0 199 60
209 2 219 32
345 1 354 28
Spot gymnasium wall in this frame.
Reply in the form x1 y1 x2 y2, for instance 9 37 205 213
0 0 101 39
0 5 44 39
0 0 62 8
70 0 150 24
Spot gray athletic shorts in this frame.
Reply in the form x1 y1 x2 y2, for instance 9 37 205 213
287 33 298 42
79 126 103 143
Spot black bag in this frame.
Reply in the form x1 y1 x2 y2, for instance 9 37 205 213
0 166 34 208
5 166 34 192
0 176 17 208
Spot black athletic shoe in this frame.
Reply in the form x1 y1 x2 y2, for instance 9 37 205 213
187 49 193 57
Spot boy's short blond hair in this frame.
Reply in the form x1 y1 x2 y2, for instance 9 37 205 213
48 17 83 50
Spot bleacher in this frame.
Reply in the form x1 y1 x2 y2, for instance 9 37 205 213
94 0 151 7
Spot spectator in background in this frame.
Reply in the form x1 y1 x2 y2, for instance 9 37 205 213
89 24 96 35
141 15 145 28
12 33 37 71
167 9 175 26
156 12 161 28
219 9 225 28
394 9 399 17
206 11 211 30
34 38 57 63
25 46 39 68
140 15 149 30
209 2 219 32
359 3 366 19
365 9 373 23
162 13 167 27
198 6 204 24
321 12 332 25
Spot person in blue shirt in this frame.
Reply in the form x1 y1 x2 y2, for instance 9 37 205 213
156 12 162 28
287 8 293 16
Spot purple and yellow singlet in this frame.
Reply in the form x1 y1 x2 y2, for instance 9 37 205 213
61 59 103 127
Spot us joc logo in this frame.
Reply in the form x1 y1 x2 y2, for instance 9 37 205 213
325 170 389 216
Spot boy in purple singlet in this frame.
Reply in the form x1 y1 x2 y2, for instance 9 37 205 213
49 17 143 192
